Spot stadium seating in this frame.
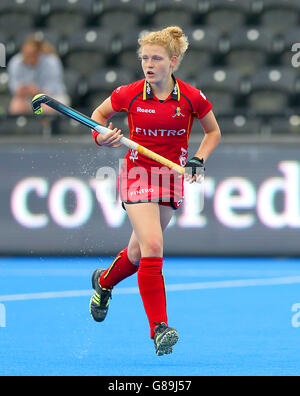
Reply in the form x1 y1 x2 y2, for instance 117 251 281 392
95 0 145 37
0 115 44 136
176 27 222 80
216 114 263 135
58 117 92 136
196 68 245 115
62 28 113 76
83 67 135 110
259 0 300 34
204 0 254 34
0 70 10 115
247 67 297 116
63 69 81 106
269 115 300 135
43 0 95 37
0 0 39 36
223 26 276 77
150 0 198 27
0 93 10 116
112 27 150 76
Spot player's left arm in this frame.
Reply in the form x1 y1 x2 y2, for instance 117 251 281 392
185 110 221 183
195 110 221 161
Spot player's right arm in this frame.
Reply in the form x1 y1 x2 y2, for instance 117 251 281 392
91 97 124 148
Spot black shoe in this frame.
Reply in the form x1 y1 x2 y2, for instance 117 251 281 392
89 269 112 322
153 322 179 356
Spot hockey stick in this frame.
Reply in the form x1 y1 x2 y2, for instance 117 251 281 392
31 93 185 175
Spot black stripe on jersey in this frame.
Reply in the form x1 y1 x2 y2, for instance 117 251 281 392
180 93 194 113
128 92 143 111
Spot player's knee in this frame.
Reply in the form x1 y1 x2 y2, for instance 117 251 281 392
141 236 163 257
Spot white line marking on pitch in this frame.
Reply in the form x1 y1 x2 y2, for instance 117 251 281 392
1 276 300 302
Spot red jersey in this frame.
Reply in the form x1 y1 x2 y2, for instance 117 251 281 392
92 75 212 208
108 75 212 169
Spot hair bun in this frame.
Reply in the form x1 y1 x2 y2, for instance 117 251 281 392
166 26 183 39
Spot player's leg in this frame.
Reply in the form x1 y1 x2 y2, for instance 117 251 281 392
99 240 139 289
89 238 139 322
89 201 177 351
89 215 144 322
125 202 178 355
126 202 175 261
94 202 175 293
124 202 165 257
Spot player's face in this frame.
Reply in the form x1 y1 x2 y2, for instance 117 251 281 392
141 45 177 86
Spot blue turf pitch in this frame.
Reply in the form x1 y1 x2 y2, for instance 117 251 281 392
0 256 300 376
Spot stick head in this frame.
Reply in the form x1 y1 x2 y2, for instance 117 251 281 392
32 94 47 115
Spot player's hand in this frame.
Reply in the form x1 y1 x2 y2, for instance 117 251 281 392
184 157 205 184
96 122 124 148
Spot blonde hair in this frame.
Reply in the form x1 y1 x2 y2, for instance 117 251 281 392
137 26 189 71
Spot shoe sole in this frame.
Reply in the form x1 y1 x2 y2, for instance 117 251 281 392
156 330 179 356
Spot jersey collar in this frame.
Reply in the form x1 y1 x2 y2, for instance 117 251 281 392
143 74 180 101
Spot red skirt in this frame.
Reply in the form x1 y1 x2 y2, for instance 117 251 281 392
118 158 184 210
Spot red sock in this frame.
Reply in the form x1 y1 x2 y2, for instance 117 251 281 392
138 257 168 339
99 248 138 289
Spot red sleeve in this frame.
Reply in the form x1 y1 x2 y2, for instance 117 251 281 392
110 85 129 112
92 129 101 146
194 89 213 119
